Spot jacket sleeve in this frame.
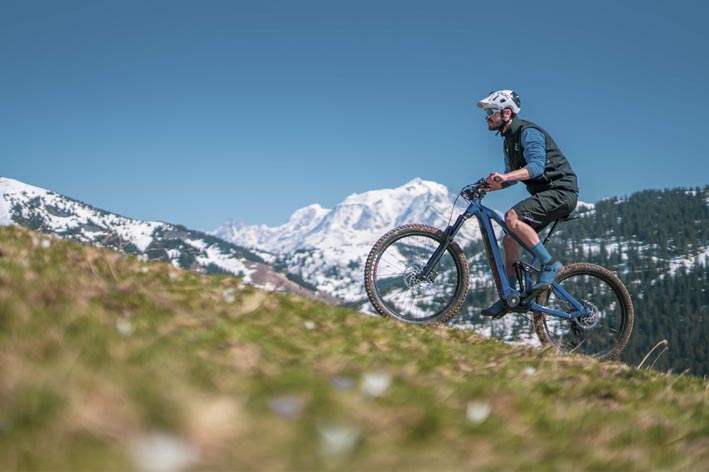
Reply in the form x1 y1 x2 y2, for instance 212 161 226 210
520 128 546 178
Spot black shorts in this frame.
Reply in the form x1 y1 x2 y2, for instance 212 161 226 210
512 189 578 231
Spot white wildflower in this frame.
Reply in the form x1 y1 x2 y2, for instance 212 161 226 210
317 423 360 456
129 432 199 472
304 320 317 330
360 371 391 397
223 289 236 304
466 401 492 424
116 319 134 336
522 366 536 377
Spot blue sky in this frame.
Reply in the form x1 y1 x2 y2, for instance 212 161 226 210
3 0 708 229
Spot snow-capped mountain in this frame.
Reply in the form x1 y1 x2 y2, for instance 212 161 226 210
212 178 483 305
0 177 321 298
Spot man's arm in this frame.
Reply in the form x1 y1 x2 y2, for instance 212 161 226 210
520 128 546 178
486 128 546 190
486 168 530 190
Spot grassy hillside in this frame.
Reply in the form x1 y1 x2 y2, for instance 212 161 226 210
0 226 707 471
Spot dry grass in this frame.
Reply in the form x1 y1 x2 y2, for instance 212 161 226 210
0 225 707 471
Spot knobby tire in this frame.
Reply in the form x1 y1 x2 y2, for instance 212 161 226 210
364 224 469 325
533 262 634 360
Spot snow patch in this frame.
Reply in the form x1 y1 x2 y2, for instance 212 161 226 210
668 247 709 275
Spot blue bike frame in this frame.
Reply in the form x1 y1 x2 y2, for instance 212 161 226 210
421 194 588 320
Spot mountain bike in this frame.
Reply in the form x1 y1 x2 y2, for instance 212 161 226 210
364 178 634 360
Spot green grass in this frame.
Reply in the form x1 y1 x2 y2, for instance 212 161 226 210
0 225 707 470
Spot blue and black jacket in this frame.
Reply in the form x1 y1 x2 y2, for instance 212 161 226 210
501 117 579 195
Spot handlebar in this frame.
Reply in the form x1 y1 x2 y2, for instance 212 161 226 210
461 178 489 201
460 176 503 201
460 176 502 201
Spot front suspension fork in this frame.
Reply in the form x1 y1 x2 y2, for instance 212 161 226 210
420 213 471 279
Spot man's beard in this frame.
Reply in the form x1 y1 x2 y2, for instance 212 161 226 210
487 120 502 131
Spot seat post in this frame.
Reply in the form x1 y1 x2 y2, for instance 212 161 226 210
542 214 578 246
542 220 560 247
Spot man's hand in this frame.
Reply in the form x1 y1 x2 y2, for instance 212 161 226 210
486 172 507 191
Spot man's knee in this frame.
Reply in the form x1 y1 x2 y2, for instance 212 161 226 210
505 209 519 229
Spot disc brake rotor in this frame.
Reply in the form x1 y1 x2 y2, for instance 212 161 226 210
403 265 436 293
574 299 601 329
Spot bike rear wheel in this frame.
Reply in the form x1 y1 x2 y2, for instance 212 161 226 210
364 224 469 325
533 262 634 360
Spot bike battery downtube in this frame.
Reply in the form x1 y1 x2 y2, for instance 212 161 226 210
476 214 506 296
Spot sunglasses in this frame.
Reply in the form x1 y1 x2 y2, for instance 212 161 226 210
485 109 501 117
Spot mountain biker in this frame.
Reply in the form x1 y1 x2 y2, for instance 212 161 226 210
477 90 579 318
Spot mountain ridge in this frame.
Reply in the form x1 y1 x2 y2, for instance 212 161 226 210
210 178 484 304
0 176 330 301
211 178 468 254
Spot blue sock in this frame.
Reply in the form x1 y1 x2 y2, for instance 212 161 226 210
531 242 553 265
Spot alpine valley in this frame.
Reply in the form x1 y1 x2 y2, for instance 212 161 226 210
2 176 707 375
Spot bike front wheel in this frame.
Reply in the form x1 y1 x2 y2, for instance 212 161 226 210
533 262 634 360
364 224 469 325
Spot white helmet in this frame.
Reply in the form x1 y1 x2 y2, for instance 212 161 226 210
477 90 521 114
